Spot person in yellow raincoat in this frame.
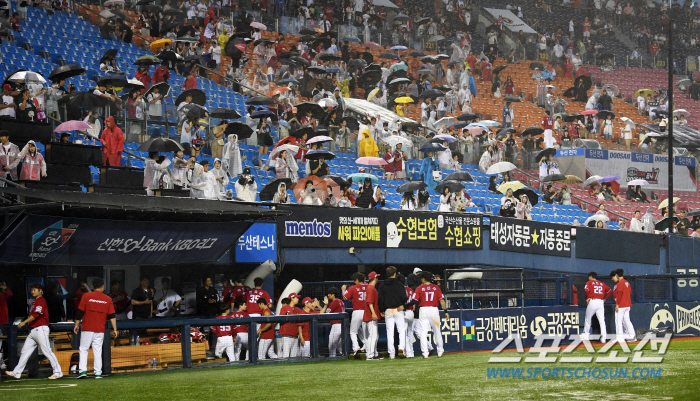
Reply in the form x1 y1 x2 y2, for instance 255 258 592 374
359 129 378 157
218 29 230 57
336 79 349 98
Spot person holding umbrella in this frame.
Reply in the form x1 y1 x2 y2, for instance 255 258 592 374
272 182 291 204
256 118 272 169
420 151 439 190
143 151 172 195
235 167 257 202
499 188 517 217
516 193 532 219
300 180 322 205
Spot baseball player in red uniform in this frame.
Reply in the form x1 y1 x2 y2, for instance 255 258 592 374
108 280 129 320
321 287 346 357
73 278 117 379
231 300 249 361
542 110 555 149
212 304 235 361
297 297 320 357
397 273 421 359
279 294 302 358
363 272 381 360
221 278 234 308
256 298 278 360
611 269 635 341
410 271 449 358
231 278 250 304
341 273 367 355
246 277 272 318
0 281 13 370
583 271 612 342
7 283 63 379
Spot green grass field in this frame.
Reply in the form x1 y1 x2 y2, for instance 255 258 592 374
2 339 700 401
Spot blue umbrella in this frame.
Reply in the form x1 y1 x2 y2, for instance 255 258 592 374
467 122 489 130
348 173 379 184
389 62 408 72
250 109 276 119
390 45 408 51
344 36 361 43
277 78 300 85
480 120 502 127
306 150 336 160
419 142 447 152
599 175 620 183
325 68 342 74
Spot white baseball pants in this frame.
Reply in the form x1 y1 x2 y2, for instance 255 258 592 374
350 310 366 352
584 299 607 342
365 320 379 359
419 307 443 357
404 310 415 358
78 331 104 375
615 307 635 340
384 308 405 358
13 326 62 377
328 323 342 357
280 335 299 358
234 333 249 361
214 336 235 361
257 338 278 360
298 340 310 357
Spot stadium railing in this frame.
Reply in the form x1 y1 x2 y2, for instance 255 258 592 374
5 313 348 378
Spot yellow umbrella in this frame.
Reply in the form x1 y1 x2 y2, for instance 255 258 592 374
498 180 525 194
367 88 380 101
150 38 173 50
394 96 414 104
658 197 681 209
635 89 654 98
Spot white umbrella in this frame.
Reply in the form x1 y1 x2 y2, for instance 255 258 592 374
486 161 517 175
7 71 46 84
127 78 145 88
620 116 635 127
673 109 690 118
645 132 664 137
367 88 380 101
307 135 334 144
628 179 649 186
585 214 610 226
658 197 681 209
434 116 456 128
318 97 338 108
583 175 602 187
269 144 299 160
383 135 413 149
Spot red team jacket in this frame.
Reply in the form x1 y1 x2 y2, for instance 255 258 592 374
298 309 320 340
279 304 298 337
542 115 554 130
412 284 445 307
613 279 632 308
584 280 612 301
78 291 116 333
29 296 50 329
343 283 367 311
363 285 379 323
326 299 345 324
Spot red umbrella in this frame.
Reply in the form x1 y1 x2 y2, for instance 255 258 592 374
273 136 296 150
294 176 328 203
363 41 382 50
356 156 388 166
323 177 342 205
581 110 598 115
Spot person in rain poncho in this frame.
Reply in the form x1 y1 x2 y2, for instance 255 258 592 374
642 208 656 234
419 151 439 191
438 186 453 212
502 102 514 128
83 112 102 140
190 161 219 200
479 144 495 173
623 120 634 149
324 187 337 207
222 134 242 178
416 188 431 211
516 193 532 219
0 130 21 184
359 129 379 157
211 159 229 196
272 182 291 204
300 180 322 205
235 167 257 202
11 140 46 181
171 150 189 188
426 110 438 131
100 116 124 167
499 189 517 217
143 151 172 195
400 191 417 210
437 140 453 170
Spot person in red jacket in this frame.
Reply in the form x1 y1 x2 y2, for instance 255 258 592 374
184 72 198 90
212 303 235 361
134 65 151 94
231 300 250 361
0 281 13 369
611 269 635 341
363 272 381 360
7 283 63 379
152 61 170 84
100 116 124 167
256 298 277 360
73 278 117 379
297 297 320 357
278 294 301 358
583 271 612 343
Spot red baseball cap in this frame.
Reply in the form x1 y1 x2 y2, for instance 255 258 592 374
2 84 11 91
302 297 312 305
288 293 298 299
368 272 380 280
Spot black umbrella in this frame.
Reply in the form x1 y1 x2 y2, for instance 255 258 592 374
347 59 366 68
456 113 478 121
58 91 113 109
307 66 327 74
358 52 374 64
245 96 276 105
543 174 567 182
421 89 445 99
295 102 325 119
416 17 431 25
145 82 171 99
521 126 544 137
108 9 130 21
224 122 254 140
396 181 427 193
96 74 128 87
211 108 242 119
380 53 400 60
320 53 341 61
157 50 181 69
535 148 557 162
409 51 426 57
224 39 247 59
563 87 576 98
497 128 516 137
420 55 440 64
574 75 592 91
444 171 474 182
419 142 447 153
598 110 615 120
503 95 521 103
340 116 359 131
514 188 539 206
48 64 85 82
280 51 299 59
312 37 331 49
161 21 180 32
183 55 201 62
363 64 382 72
136 0 155 4
299 28 317 35
322 175 350 188
143 4 162 12
250 109 277 120
493 65 507 75
180 103 208 120
435 180 465 194
529 62 544 70
280 58 300 66
289 127 315 138
176 89 206 106
291 56 311 67
450 121 469 130
100 49 118 64
260 178 293 201
306 150 336 160
563 113 582 123
655 216 679 232
432 85 451 92
386 69 407 82
137 137 183 153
